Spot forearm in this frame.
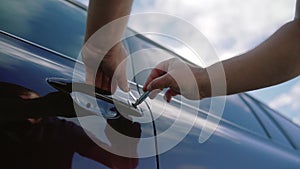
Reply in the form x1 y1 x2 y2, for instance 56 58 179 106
82 0 133 69
200 19 300 98
84 0 134 42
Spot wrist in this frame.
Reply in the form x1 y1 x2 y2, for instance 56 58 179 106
195 68 211 99
81 43 104 70
81 42 124 70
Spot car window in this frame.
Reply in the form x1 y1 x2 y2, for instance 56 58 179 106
0 0 86 59
241 94 293 149
199 95 267 137
124 30 181 85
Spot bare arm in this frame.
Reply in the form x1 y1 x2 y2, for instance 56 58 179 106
199 19 300 98
144 19 300 100
82 0 134 93
84 0 133 42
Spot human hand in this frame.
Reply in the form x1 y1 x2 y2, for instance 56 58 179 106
143 58 207 101
82 43 130 94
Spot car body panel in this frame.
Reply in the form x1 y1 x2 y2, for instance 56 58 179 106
149 95 300 169
0 31 158 169
240 93 295 149
258 102 300 150
1 0 300 169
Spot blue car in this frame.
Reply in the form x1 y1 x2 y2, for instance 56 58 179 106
0 0 299 168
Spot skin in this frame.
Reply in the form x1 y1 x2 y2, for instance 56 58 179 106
143 19 300 101
83 0 134 93
83 0 300 102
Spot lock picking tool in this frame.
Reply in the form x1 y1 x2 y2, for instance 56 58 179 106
132 91 150 108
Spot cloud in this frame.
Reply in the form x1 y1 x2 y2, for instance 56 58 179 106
268 80 300 126
131 0 295 60
77 0 299 125
77 0 296 61
269 81 300 111
130 0 299 125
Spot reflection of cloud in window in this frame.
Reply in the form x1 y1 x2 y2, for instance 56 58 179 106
0 0 45 35
1 0 86 59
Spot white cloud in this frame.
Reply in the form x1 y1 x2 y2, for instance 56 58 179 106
131 0 296 60
131 0 299 125
269 93 293 109
79 0 300 125
269 81 300 110
267 80 300 126
78 0 296 61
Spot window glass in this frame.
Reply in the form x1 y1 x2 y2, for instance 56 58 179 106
199 95 266 137
0 0 86 59
124 30 178 85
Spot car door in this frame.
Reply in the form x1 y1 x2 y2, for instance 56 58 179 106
147 93 300 169
0 0 158 168
127 32 300 168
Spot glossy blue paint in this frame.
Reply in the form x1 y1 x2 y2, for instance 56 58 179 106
1 0 300 169
151 95 300 169
0 0 86 59
0 18 157 169
0 31 158 169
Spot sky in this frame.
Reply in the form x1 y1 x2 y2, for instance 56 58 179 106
77 0 300 126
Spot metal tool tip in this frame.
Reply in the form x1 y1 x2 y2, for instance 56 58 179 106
132 103 137 108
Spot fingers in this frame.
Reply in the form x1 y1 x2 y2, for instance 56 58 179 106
83 42 130 94
164 89 178 102
85 60 129 94
117 76 130 92
149 89 162 99
102 74 116 94
143 60 169 91
146 73 175 92
86 66 116 94
115 61 130 92
143 59 179 101
148 87 178 102
143 68 166 91
86 67 129 94
143 68 169 99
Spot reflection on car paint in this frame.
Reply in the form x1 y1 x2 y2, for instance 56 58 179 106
71 91 119 119
0 81 141 169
